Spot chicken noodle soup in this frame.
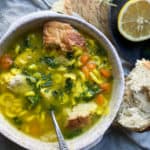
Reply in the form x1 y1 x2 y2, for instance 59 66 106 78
0 21 113 142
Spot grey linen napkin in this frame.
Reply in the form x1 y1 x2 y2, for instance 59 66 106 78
0 0 41 38
0 0 150 150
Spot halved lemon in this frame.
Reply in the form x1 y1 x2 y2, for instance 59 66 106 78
118 0 150 42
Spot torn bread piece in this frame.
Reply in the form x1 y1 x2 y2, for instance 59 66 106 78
52 0 112 39
116 59 150 131
43 21 85 51
66 102 98 130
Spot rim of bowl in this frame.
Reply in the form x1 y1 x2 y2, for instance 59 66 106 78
0 11 124 150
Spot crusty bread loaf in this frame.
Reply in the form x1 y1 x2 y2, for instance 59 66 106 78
116 59 150 131
52 0 112 39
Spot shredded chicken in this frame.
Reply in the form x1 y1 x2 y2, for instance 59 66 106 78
8 74 32 95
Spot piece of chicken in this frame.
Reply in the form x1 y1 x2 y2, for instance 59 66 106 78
8 74 32 95
0 71 32 95
43 21 85 51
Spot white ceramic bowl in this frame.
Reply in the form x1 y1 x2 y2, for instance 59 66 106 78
0 11 124 150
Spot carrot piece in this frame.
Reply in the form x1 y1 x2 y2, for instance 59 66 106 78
100 83 111 92
0 54 13 70
82 66 89 78
100 68 111 78
86 62 96 71
96 94 104 105
29 120 41 136
80 53 89 65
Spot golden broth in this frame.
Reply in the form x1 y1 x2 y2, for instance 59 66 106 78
0 29 113 142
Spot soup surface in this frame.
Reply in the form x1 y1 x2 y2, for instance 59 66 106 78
0 21 113 142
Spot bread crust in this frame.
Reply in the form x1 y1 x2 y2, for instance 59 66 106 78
52 0 111 39
115 59 150 132
43 21 85 51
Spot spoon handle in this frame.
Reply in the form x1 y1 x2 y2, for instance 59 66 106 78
50 111 69 150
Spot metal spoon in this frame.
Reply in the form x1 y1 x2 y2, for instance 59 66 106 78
50 110 69 150
31 1 70 149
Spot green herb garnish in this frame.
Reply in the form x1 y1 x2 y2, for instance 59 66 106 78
13 117 22 125
41 56 59 68
26 94 40 110
64 78 73 94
